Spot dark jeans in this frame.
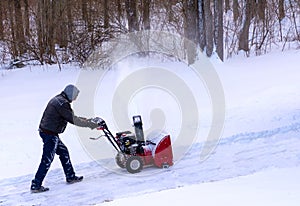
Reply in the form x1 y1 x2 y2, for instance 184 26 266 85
32 132 75 186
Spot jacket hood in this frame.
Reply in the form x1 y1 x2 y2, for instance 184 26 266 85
63 84 80 102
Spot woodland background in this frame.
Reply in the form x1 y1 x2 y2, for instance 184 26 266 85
0 0 299 66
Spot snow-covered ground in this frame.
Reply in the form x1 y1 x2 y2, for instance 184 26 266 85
101 167 300 206
0 48 300 205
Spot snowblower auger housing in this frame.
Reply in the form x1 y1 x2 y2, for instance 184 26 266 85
90 115 174 173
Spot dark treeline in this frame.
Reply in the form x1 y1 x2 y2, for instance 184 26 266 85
0 0 299 66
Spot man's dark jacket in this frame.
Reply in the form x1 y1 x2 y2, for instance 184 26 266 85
39 92 90 134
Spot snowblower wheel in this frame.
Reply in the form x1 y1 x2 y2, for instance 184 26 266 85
126 156 143 174
115 152 126 168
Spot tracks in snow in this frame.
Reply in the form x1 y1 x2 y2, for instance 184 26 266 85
1 122 300 205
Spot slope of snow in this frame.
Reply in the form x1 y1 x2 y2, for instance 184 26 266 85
101 167 300 206
0 49 300 205
1 124 300 205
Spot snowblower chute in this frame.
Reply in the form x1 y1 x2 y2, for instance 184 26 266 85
90 115 173 173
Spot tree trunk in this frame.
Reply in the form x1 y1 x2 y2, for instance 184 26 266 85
23 0 30 37
184 0 198 64
14 0 25 55
214 0 224 61
55 0 68 48
48 0 55 56
66 0 73 45
140 0 151 56
289 0 300 40
233 0 239 22
125 0 139 32
238 0 254 52
103 0 109 29
142 0 150 30
225 0 230 12
37 0 46 63
8 1 18 58
82 0 92 32
0 1 4 40
204 0 213 57
82 0 88 25
117 0 123 23
257 0 266 20
278 0 285 21
198 0 206 51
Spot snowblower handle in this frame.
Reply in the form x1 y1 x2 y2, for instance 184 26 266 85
91 117 107 129
89 135 105 140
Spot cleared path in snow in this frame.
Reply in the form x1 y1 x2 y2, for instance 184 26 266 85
1 122 300 205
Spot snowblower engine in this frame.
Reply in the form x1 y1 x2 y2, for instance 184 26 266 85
91 115 173 173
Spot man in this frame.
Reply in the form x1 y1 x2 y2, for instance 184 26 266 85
31 84 98 193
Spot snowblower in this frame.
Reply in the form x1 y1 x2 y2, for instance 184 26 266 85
90 115 173 173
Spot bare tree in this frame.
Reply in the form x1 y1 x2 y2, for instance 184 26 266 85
66 0 73 45
198 0 206 51
257 0 266 21
225 0 230 12
1 0 300 65
8 1 18 58
233 0 240 22
82 0 93 32
14 0 25 55
125 0 139 32
278 0 285 21
214 0 224 61
183 0 198 64
104 0 109 29
23 0 30 37
204 0 213 57
116 0 124 27
142 0 151 30
36 0 57 63
82 0 88 28
289 0 300 40
0 0 4 40
238 0 255 53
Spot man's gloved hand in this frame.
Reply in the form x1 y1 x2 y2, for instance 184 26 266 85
86 119 99 130
92 117 105 125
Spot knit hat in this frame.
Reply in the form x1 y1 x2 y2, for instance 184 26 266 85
63 84 80 102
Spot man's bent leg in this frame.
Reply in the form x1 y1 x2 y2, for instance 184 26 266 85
56 139 75 180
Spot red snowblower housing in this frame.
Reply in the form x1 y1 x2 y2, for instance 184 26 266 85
90 115 173 173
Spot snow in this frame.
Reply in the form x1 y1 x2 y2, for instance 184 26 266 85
101 167 300 206
1 48 300 205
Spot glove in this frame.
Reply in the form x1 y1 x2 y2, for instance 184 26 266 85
91 117 105 126
86 119 99 130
